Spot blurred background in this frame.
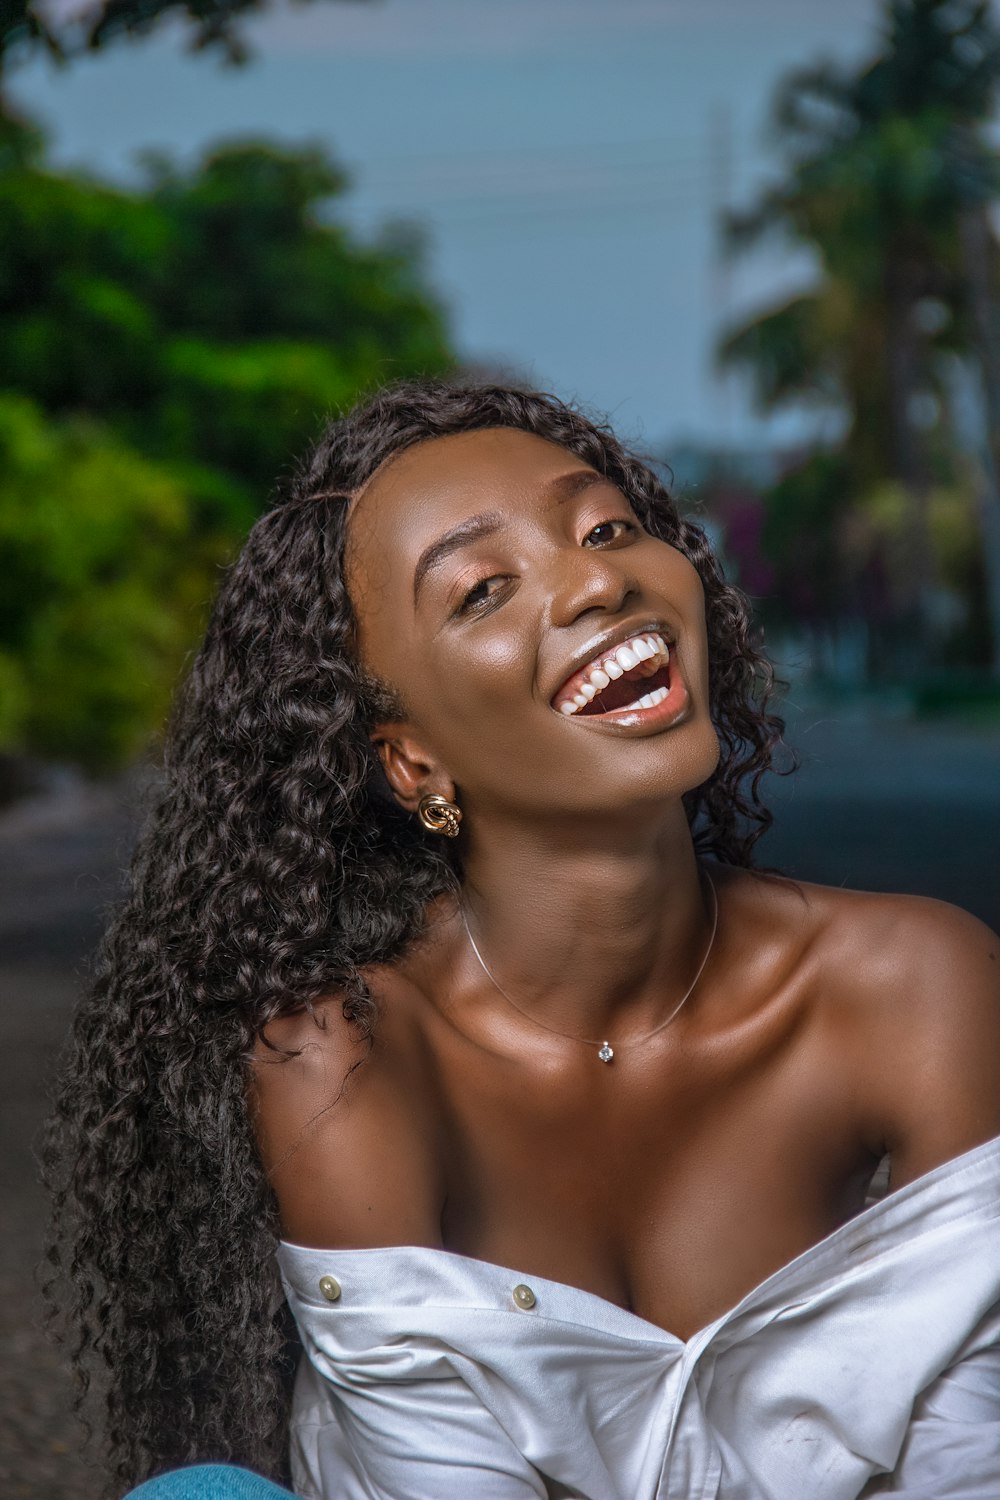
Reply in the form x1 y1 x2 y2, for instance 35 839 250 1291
1 1 999 1494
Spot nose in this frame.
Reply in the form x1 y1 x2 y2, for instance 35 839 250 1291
547 545 639 629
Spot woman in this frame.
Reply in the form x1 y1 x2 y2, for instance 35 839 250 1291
48 382 1000 1500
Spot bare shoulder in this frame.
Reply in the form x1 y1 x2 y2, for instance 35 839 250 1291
793 879 1000 1184
248 984 446 1251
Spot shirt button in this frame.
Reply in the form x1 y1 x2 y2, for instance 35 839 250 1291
512 1283 536 1310
318 1275 341 1303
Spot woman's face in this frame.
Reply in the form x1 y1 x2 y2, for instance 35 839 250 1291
346 428 720 824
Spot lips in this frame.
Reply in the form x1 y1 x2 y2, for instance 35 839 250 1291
552 630 672 717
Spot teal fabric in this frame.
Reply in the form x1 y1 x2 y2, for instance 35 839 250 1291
124 1465 295 1499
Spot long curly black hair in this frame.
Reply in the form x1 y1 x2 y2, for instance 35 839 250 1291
45 381 789 1493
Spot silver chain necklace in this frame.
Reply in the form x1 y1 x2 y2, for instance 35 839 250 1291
461 869 718 1064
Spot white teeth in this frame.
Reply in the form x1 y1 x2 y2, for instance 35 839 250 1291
560 679 669 717
622 684 670 712
556 630 672 716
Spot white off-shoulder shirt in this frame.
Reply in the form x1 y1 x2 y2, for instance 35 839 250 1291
278 1132 1000 1500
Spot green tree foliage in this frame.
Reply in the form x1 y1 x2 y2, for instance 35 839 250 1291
719 0 1000 670
0 395 220 769
0 120 454 769
0 134 452 507
1 0 372 74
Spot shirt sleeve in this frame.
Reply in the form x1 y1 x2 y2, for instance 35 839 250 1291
288 1348 551 1500
860 1306 1000 1498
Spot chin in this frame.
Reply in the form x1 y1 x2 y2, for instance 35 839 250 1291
643 717 722 807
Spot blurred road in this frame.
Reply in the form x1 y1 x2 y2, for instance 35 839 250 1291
0 707 997 1497
762 703 1000 930
0 780 137 1500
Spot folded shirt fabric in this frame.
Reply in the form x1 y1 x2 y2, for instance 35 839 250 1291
278 1131 1000 1500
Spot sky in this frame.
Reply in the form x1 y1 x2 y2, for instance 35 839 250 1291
12 0 883 451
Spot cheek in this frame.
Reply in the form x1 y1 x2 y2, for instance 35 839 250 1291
408 615 563 794
670 546 707 609
422 621 535 735
669 551 710 649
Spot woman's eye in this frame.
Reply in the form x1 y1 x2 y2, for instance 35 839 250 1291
584 519 634 546
458 575 507 613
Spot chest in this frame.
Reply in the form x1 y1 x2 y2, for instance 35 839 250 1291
435 1029 876 1338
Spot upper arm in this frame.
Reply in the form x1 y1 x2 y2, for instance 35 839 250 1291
248 997 446 1250
860 897 1000 1187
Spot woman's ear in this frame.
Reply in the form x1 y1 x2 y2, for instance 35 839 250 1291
371 723 454 814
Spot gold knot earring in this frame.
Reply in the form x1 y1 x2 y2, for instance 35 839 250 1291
417 793 462 838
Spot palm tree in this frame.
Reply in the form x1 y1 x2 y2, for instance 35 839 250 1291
720 0 1000 671
0 0 374 108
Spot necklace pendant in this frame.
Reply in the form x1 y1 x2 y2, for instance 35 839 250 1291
597 1041 614 1063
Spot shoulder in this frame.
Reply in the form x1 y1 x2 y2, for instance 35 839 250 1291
719 869 1000 1183
804 882 1000 1185
248 984 446 1251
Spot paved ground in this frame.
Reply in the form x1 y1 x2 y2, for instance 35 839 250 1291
0 780 138 1500
761 701 1000 929
0 705 997 1496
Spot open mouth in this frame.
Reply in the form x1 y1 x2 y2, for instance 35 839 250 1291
552 630 673 718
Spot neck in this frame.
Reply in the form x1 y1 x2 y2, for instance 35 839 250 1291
457 801 712 1041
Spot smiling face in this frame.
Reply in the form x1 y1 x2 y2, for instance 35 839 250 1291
346 427 720 827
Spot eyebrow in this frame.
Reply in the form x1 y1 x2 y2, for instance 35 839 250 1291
412 510 506 603
411 469 610 603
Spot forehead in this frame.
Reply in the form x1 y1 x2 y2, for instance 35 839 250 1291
346 427 600 580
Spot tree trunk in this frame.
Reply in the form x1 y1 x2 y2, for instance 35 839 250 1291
883 252 938 668
957 203 1000 677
